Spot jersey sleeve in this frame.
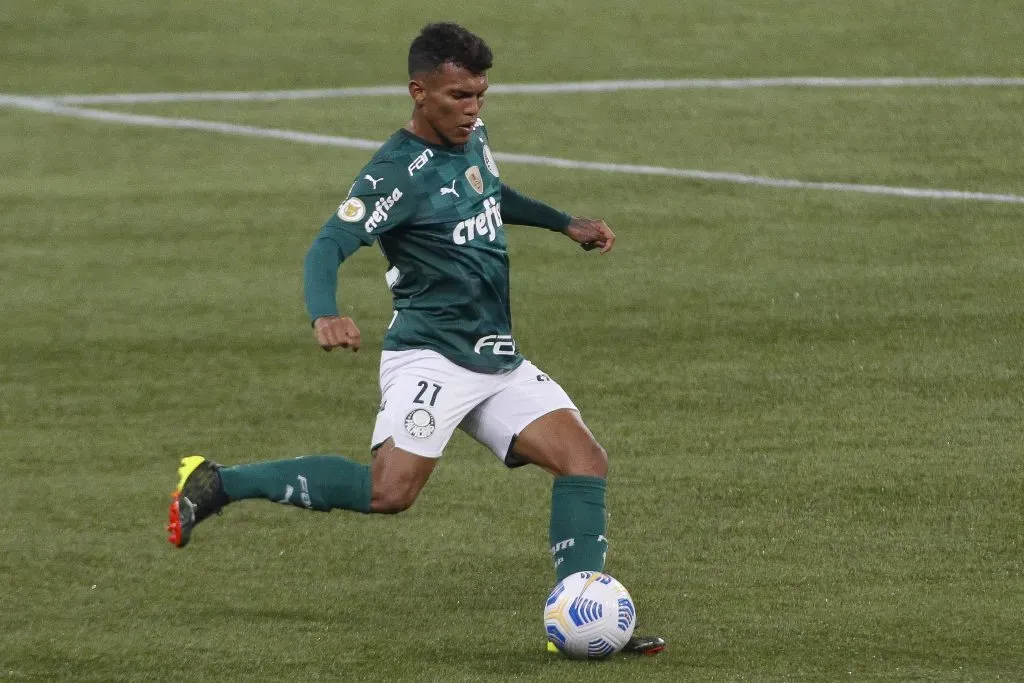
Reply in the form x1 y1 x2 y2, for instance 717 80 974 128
499 183 573 231
302 159 415 321
303 222 364 321
477 121 571 232
332 158 416 243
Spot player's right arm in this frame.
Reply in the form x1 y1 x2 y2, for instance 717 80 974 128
303 159 414 351
499 183 615 254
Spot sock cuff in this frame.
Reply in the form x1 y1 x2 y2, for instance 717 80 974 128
552 474 606 492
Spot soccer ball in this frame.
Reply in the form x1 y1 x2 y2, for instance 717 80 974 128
543 571 636 659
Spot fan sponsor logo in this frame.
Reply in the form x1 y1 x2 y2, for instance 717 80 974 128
474 334 516 356
408 148 435 175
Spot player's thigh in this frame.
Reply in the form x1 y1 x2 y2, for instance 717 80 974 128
371 349 490 458
459 359 604 476
511 408 607 478
369 437 438 513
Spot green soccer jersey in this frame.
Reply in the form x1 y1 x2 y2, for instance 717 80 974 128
305 121 571 374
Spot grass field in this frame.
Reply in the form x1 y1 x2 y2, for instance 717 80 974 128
2 1 1023 680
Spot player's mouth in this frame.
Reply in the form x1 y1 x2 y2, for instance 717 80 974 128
456 122 474 135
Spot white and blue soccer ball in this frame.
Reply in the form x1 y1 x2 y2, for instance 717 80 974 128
543 571 636 659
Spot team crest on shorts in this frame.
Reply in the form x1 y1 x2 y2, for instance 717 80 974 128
405 408 436 438
482 145 499 178
465 166 484 194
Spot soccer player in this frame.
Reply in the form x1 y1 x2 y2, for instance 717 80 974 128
167 22 664 656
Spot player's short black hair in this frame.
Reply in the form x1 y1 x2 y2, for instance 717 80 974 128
408 22 493 78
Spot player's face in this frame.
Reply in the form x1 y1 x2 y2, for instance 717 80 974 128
412 63 488 146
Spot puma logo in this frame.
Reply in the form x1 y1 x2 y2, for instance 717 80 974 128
440 180 459 198
364 174 384 189
277 485 294 505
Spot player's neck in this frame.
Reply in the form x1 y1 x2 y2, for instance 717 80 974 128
405 119 458 148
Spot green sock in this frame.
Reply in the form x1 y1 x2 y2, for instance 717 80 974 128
220 455 371 513
549 475 609 582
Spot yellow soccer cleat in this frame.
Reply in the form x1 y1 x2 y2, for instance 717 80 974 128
167 455 228 548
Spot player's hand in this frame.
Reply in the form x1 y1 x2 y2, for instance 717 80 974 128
564 217 615 254
313 315 361 352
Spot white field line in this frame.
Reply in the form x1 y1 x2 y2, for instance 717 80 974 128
495 152 1024 204
30 76 1024 105
2 94 1022 205
1 95 382 151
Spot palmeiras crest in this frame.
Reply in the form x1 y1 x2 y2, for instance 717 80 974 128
483 144 499 177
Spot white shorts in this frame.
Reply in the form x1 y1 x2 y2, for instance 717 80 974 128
370 349 578 463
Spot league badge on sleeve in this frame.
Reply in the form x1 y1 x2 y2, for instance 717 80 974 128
337 197 366 222
465 166 484 194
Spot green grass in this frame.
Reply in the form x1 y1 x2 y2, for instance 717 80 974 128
2 1 1023 681
114 86 1024 194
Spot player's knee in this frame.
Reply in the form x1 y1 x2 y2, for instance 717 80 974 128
369 441 434 513
562 439 608 478
370 484 420 514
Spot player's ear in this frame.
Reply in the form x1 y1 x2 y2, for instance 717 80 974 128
408 79 426 106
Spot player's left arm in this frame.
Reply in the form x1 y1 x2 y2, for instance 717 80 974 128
499 182 615 254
